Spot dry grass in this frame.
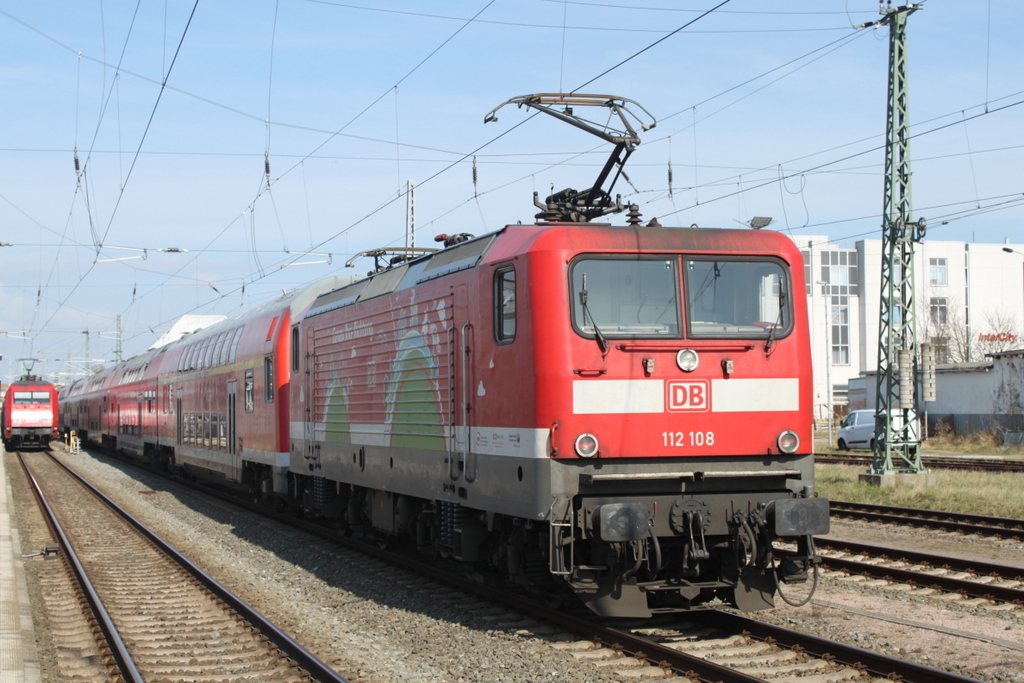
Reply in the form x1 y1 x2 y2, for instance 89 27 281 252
815 425 1024 456
923 422 1023 455
814 463 1024 519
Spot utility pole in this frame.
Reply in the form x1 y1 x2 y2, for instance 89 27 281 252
406 180 416 250
865 2 929 480
82 330 91 374
115 315 123 364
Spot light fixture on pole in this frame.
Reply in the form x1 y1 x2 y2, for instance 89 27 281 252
1004 247 1024 336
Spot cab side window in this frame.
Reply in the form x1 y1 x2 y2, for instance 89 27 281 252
494 266 516 344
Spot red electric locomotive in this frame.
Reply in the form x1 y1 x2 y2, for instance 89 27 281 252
2 374 59 450
60 95 828 617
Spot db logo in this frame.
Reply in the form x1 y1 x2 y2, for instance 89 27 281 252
667 380 710 412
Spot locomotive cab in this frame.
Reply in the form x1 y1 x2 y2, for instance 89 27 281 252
523 224 828 616
3 377 60 450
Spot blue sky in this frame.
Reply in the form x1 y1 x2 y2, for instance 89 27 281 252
2 0 1022 383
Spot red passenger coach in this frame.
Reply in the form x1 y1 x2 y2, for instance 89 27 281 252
2 376 59 450
59 276 350 493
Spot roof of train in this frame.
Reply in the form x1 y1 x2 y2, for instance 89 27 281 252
6 378 56 389
306 222 801 318
60 274 354 397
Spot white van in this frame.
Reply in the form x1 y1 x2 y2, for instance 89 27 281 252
837 409 919 452
837 410 875 450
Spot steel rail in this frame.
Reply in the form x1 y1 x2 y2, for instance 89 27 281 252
707 610 983 683
780 538 1024 604
42 452 350 683
829 500 1024 540
17 452 145 683
816 453 1024 473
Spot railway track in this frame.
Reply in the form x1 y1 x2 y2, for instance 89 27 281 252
816 452 1024 473
779 537 1024 607
50 445 988 683
16 450 348 683
830 500 1024 541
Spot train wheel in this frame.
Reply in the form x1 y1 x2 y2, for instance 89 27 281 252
250 470 273 505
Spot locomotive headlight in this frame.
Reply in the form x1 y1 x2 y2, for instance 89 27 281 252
777 430 800 454
575 433 599 458
676 348 699 372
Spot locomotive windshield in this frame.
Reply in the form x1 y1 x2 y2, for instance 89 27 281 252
684 258 791 338
13 391 51 404
571 257 680 337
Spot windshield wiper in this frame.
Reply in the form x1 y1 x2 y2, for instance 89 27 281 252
579 273 609 353
764 289 786 353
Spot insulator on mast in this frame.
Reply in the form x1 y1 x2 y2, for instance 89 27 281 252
74 147 80 173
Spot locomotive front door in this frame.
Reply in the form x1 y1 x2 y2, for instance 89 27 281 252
448 285 476 483
303 325 315 467
175 391 182 445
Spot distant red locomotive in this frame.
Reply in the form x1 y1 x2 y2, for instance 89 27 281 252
60 95 828 617
3 375 59 450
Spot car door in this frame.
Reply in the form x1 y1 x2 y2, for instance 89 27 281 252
850 411 872 446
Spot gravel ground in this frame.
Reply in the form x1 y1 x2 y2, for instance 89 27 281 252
759 517 1024 683
18 445 1024 683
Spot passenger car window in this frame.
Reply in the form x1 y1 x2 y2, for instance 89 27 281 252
264 356 274 403
494 266 516 343
244 369 255 413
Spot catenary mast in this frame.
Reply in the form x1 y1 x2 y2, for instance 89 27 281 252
868 2 927 477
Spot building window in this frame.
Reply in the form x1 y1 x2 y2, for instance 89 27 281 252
931 336 949 364
929 257 947 286
929 297 948 326
830 295 850 365
820 250 858 296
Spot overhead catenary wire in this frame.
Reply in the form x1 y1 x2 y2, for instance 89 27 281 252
30 0 203 345
7 3 1022 368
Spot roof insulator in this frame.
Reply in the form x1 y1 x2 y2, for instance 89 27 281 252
626 205 642 227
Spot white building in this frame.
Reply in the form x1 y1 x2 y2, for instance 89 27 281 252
792 235 1024 419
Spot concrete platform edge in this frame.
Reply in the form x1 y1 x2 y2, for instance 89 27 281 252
1 450 42 683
